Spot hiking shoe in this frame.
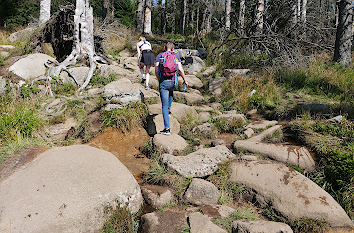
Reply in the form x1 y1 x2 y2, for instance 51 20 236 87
145 85 149 90
159 128 171 135
141 77 146 83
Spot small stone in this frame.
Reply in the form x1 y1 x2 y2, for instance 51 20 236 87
141 211 187 233
141 185 173 209
244 128 254 138
184 178 220 205
200 205 235 218
328 115 343 124
87 88 103 96
153 133 188 155
0 51 10 57
198 112 210 123
104 104 122 111
239 155 259 161
246 120 278 130
232 220 293 233
189 212 227 233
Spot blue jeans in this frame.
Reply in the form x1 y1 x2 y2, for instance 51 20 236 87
159 80 174 129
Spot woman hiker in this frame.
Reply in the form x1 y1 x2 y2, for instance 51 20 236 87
137 36 155 90
155 42 188 135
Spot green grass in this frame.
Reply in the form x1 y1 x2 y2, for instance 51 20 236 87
207 161 245 205
101 206 137 233
90 74 117 87
53 82 76 96
101 102 148 133
0 98 43 142
212 208 259 232
212 117 244 134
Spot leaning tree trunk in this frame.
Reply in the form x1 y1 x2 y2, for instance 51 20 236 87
256 0 264 34
137 0 144 33
180 0 187 34
41 0 99 95
225 0 231 30
239 0 245 35
144 0 152 34
301 0 307 23
102 0 109 20
39 0 51 24
333 0 353 67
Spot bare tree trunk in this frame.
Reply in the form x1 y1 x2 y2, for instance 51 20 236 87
102 0 109 20
206 8 212 33
335 3 339 27
43 0 98 95
333 0 353 67
225 0 231 30
297 0 301 19
161 0 167 34
239 0 246 35
180 0 187 34
136 0 144 33
39 0 51 24
292 2 298 25
256 0 264 34
301 0 307 23
144 0 152 34
196 2 200 34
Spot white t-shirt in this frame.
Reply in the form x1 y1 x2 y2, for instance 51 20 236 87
137 41 152 51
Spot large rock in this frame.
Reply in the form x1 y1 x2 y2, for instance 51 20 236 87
9 27 35 42
61 66 89 86
232 220 293 233
175 49 205 59
178 74 203 89
174 91 204 105
141 211 187 233
147 114 180 136
214 111 247 126
8 53 56 80
45 117 77 141
202 66 216 79
189 212 227 233
153 133 188 155
98 63 140 83
234 140 315 171
184 178 220 205
199 205 235 218
209 77 227 97
184 56 206 74
141 185 173 209
162 145 236 177
198 111 210 123
230 161 354 228
0 45 15 50
104 78 142 104
148 102 198 122
246 120 278 130
0 145 143 233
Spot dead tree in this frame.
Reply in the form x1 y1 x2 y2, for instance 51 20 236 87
225 0 231 30
137 0 144 33
144 0 152 34
40 0 51 24
239 0 246 35
180 0 187 34
40 0 102 95
333 0 353 67
256 0 265 34
301 0 307 23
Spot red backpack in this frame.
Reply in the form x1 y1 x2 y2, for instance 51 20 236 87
161 51 177 77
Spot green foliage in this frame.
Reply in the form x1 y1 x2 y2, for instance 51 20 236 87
291 218 327 233
20 85 40 98
212 208 259 232
290 117 354 218
207 161 245 205
101 102 148 133
90 74 117 88
0 98 42 142
212 117 244 134
101 205 136 233
0 0 39 29
112 0 136 27
263 128 283 143
53 82 76 96
179 114 218 141
0 56 6 66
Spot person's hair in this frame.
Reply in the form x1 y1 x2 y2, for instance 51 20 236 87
139 36 146 41
165 42 174 51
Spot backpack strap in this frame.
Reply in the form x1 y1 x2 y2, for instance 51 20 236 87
139 41 147 49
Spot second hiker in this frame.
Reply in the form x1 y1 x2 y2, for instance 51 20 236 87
137 36 154 90
155 42 188 135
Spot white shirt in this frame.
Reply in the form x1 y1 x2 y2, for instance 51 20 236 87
137 41 152 51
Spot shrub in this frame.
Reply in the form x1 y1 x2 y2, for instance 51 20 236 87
101 102 148 133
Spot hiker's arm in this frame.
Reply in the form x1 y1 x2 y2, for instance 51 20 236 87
177 63 188 85
136 44 141 62
155 62 160 79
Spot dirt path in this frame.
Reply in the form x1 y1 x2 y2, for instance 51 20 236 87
87 126 151 183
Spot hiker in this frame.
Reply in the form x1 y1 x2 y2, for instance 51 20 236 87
137 36 155 89
155 42 188 135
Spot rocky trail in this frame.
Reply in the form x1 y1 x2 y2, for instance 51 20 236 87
0 42 353 233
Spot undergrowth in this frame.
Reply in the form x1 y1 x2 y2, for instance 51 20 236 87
101 102 148 133
101 205 138 233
